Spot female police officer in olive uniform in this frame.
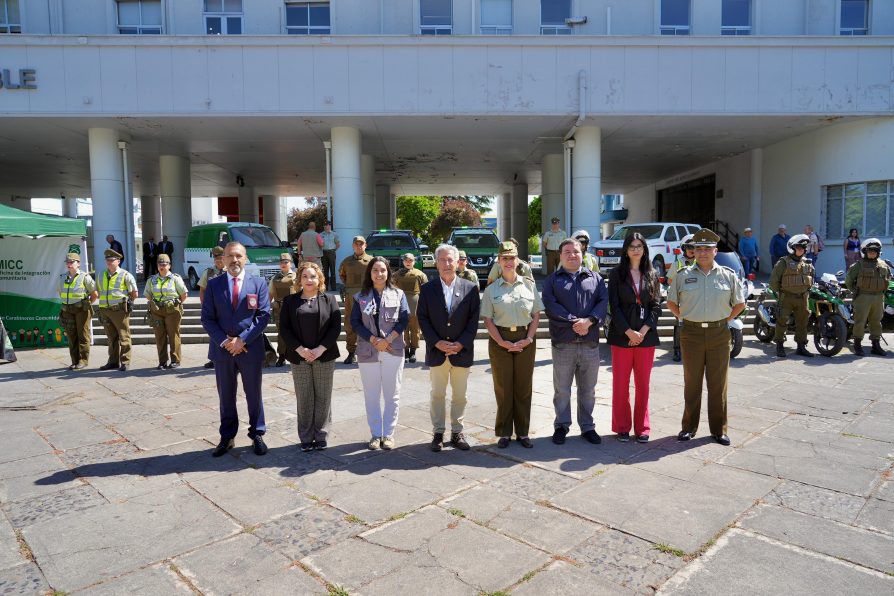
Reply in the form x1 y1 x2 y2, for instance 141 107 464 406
144 254 189 369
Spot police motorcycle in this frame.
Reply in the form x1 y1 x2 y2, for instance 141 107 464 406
753 271 852 357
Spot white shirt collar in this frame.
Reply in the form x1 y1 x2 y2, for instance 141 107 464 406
227 269 246 284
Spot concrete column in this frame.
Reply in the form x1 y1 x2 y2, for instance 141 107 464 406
63 196 79 218
238 186 258 223
88 128 126 275
361 154 375 236
571 126 602 242
749 148 763 242
262 195 286 241
499 192 511 241
389 194 397 228
511 183 529 260
331 126 362 266
159 155 192 276
375 184 391 229
140 195 161 241
541 153 565 235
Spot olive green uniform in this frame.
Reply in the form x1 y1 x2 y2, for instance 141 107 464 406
144 272 188 366
197 266 225 291
668 257 694 355
769 256 814 344
339 252 373 352
846 258 891 341
481 276 544 438
57 271 96 367
487 259 534 285
97 268 137 367
542 229 566 275
268 270 297 357
457 268 479 285
392 267 428 349
668 262 745 437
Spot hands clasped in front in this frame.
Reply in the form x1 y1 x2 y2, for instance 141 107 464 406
223 336 247 356
435 339 463 356
295 345 326 362
497 337 532 353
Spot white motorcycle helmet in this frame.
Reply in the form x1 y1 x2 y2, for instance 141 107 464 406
787 234 810 254
860 237 882 257
572 229 590 244
680 234 695 253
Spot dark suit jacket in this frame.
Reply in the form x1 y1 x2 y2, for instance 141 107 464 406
417 276 480 368
143 241 156 258
110 240 124 261
201 273 271 363
159 240 174 258
279 292 342 364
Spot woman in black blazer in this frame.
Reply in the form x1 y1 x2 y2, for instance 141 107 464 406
280 262 342 452
607 233 662 444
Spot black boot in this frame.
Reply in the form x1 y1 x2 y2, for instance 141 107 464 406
275 355 286 367
404 348 410 362
672 348 681 362
775 342 787 358
408 348 417 363
795 343 814 357
344 351 356 365
853 340 864 356
870 339 887 356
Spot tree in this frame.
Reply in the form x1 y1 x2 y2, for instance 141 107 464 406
396 196 441 246
286 204 328 243
443 195 493 214
528 195 542 239
429 199 482 244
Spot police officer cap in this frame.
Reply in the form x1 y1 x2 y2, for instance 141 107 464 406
104 249 123 260
65 252 81 262
401 253 416 261
691 228 720 247
352 235 366 243
861 237 882 253
458 250 468 259
551 217 560 224
157 254 171 264
280 252 292 262
498 241 519 257
211 246 225 257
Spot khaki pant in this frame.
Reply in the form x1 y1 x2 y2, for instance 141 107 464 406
63 307 92 366
681 323 730 436
151 310 182 366
404 293 421 349
489 327 536 438
852 292 884 340
546 250 560 275
343 291 359 352
99 306 132 366
429 359 470 433
272 303 287 357
774 292 809 344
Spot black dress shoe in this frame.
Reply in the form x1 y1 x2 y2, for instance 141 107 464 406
672 349 681 362
408 348 417 363
156 363 168 370
677 430 693 441
314 441 327 450
430 432 444 452
450 432 470 451
252 436 268 455
203 361 215 369
99 362 119 371
517 437 534 449
67 363 77 370
343 352 356 365
300 442 314 452
713 434 731 446
168 362 181 369
581 430 602 445
275 356 286 367
552 427 568 445
497 437 510 448
212 438 234 457
118 364 128 372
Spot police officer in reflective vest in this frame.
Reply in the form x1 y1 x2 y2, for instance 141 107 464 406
144 254 188 369
668 234 696 362
269 252 297 366
339 236 373 364
97 249 138 371
57 251 98 370
846 238 891 356
198 246 227 368
769 234 815 358
392 253 428 363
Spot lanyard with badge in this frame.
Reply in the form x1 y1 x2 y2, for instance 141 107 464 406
630 275 644 320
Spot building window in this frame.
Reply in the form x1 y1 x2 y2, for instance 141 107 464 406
286 2 330 34
721 0 751 35
204 0 242 35
840 0 869 35
480 0 511 35
660 0 690 35
540 0 571 34
825 181 892 240
0 0 21 33
420 0 452 35
117 0 162 34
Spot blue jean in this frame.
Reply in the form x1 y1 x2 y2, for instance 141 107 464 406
742 256 757 276
551 341 600 432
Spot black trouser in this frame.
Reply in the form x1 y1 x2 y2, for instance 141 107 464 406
322 250 338 288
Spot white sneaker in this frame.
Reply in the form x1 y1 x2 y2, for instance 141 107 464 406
381 436 395 450
368 436 381 450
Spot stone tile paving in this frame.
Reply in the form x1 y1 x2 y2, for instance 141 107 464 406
0 338 891 593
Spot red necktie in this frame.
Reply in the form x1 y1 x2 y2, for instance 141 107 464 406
231 277 240 309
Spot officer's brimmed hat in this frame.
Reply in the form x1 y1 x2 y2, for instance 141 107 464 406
65 253 80 262
691 228 720 247
401 253 416 261
551 217 560 224
498 241 519 257
211 246 225 257
352 235 366 243
458 250 468 259
104 249 123 260
157 254 171 264
280 252 292 262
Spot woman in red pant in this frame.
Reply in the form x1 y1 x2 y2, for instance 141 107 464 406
607 233 662 443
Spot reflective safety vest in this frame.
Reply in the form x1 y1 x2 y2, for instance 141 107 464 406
98 270 129 307
148 274 180 303
582 252 599 272
59 272 88 304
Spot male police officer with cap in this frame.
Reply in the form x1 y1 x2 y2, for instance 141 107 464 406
667 229 745 446
339 236 373 364
392 253 428 363
198 246 227 368
769 234 815 358
456 250 479 285
97 249 138 371
668 234 697 362
269 252 297 366
846 238 891 356
541 217 566 276
57 251 98 370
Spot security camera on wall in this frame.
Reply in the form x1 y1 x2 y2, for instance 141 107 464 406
565 16 588 25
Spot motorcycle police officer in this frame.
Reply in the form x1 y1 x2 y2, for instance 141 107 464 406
144 254 189 369
57 251 98 370
269 252 297 366
392 253 428 363
572 230 600 272
769 234 815 358
198 246 227 369
846 238 891 356
339 236 373 364
97 249 138 371
668 234 696 362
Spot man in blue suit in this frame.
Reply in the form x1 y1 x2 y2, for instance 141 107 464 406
201 242 271 457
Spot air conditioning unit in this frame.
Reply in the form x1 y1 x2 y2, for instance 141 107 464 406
565 16 588 25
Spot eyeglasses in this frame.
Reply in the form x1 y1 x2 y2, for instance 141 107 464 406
627 245 644 251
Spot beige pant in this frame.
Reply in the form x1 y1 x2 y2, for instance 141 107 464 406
100 307 132 366
429 358 470 433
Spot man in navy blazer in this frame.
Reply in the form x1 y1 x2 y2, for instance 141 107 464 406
417 244 481 452
201 242 271 457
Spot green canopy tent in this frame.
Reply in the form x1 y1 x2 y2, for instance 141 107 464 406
0 204 89 349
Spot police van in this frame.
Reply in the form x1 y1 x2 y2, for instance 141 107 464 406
183 223 291 289
592 222 701 277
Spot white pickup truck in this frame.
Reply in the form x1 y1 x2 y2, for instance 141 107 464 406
592 222 702 277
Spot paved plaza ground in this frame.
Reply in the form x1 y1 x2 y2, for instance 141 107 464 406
1 334 893 595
